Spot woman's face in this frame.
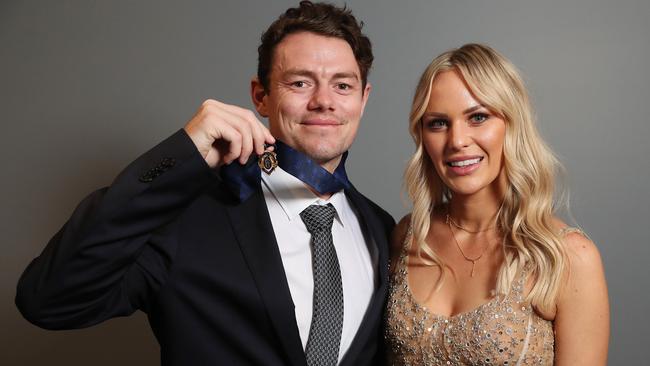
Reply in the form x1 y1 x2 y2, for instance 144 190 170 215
421 70 507 198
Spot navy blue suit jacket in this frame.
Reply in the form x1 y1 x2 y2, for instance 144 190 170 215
16 130 395 366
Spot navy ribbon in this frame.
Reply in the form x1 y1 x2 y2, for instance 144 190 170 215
220 140 351 201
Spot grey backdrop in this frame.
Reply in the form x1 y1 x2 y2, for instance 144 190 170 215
2 0 648 365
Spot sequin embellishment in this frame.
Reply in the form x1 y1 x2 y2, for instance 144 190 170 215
385 227 554 365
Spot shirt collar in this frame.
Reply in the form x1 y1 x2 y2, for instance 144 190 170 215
261 166 347 226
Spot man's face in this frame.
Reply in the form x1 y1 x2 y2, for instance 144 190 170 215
252 31 371 173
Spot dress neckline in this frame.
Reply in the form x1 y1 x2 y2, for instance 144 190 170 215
397 226 527 321
399 248 505 321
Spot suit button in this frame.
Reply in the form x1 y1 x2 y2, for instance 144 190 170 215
160 157 176 168
139 172 154 183
140 158 175 182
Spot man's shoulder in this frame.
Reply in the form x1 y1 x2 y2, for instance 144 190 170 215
346 186 394 226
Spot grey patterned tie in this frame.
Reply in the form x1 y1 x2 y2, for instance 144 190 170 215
300 204 343 366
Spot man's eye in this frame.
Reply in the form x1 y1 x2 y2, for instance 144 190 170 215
337 83 351 90
292 81 306 88
470 113 489 124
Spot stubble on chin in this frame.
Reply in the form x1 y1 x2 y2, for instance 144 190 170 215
299 140 337 162
297 139 346 171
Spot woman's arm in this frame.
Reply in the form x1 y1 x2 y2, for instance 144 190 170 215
554 232 610 365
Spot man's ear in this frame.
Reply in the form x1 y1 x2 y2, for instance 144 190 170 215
250 77 269 117
360 82 372 118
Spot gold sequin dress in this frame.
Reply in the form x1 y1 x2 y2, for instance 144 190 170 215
385 229 555 365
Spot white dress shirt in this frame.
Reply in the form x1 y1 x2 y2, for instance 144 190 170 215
261 167 377 363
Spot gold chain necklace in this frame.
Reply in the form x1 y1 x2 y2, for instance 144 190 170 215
446 214 496 234
445 213 491 277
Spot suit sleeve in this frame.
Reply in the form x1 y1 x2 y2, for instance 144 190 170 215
16 129 214 330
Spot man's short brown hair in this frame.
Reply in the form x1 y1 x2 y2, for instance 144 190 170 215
257 1 373 92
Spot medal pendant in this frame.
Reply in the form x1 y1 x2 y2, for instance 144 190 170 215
258 150 278 175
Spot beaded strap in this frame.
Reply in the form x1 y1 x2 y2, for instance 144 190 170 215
559 226 584 237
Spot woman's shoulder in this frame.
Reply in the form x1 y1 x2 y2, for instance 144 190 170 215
551 218 605 295
531 218 605 320
551 218 601 264
552 218 609 359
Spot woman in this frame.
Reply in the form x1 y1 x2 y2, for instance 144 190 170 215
385 44 609 365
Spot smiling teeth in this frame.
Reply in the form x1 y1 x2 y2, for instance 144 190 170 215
449 158 481 167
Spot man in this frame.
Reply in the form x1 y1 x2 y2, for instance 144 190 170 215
16 2 394 365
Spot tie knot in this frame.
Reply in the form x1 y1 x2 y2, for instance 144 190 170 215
300 204 336 233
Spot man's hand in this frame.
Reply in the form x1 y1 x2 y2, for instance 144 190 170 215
184 99 275 168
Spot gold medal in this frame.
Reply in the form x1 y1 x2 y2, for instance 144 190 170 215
258 150 278 175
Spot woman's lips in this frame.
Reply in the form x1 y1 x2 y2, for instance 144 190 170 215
445 156 483 175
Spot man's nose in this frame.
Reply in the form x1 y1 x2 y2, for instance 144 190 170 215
308 84 334 111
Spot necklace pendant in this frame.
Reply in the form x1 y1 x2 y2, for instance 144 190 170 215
470 261 476 277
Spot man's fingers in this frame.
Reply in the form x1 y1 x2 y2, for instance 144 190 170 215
184 99 276 168
238 126 254 164
258 120 276 150
215 123 242 165
219 104 274 155
250 117 270 155
216 108 255 164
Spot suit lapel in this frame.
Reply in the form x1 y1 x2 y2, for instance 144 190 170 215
226 187 307 366
340 186 391 365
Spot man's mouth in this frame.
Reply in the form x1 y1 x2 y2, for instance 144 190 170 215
301 119 341 126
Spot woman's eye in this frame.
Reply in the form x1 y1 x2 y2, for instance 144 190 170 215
470 113 489 124
425 119 448 129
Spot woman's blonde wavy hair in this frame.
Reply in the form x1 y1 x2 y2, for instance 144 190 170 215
404 43 568 312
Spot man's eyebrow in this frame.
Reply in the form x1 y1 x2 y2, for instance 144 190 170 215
332 72 359 81
281 69 359 81
282 69 315 78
